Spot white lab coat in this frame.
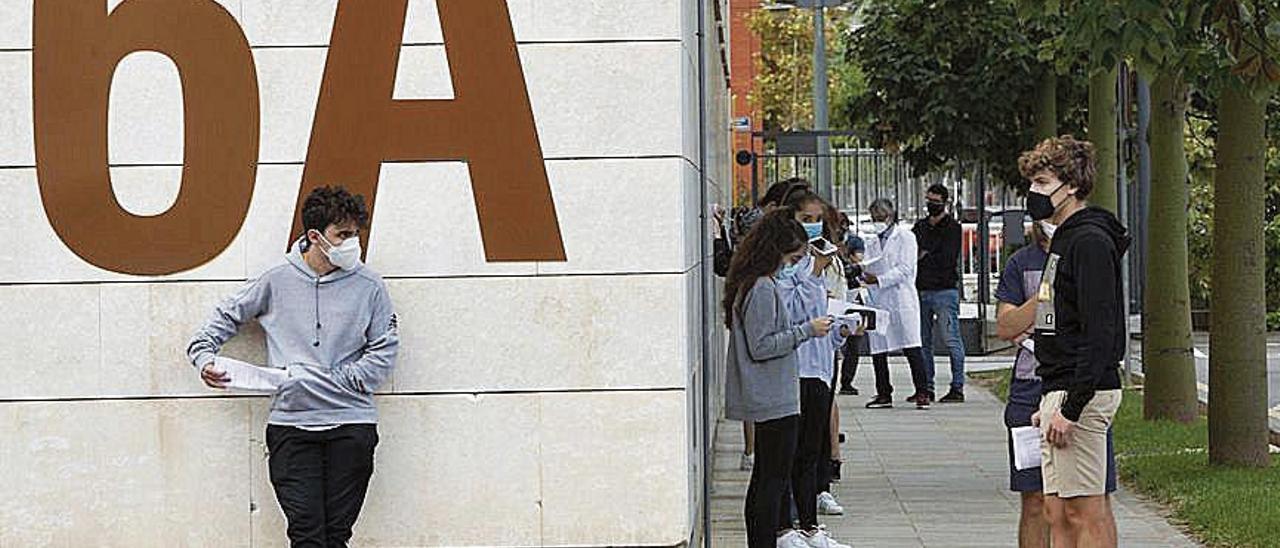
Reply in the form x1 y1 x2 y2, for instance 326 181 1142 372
863 225 923 354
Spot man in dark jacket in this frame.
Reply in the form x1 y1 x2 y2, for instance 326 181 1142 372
1022 135 1129 548
913 183 965 403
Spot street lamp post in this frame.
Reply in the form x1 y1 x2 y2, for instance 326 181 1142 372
775 0 849 201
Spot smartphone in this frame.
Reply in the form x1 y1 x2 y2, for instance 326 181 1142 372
810 237 839 256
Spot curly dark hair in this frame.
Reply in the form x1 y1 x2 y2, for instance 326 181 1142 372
723 210 808 328
1018 135 1097 199
302 185 370 235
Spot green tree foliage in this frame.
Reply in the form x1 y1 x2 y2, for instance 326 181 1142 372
840 0 1046 186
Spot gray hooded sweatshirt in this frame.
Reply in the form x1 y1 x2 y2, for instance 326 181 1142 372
187 238 399 426
724 276 816 422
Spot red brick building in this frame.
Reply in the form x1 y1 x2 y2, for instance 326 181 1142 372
729 0 762 205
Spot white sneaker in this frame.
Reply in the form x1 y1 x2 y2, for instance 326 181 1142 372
776 529 810 548
817 491 844 515
740 452 755 471
801 529 852 548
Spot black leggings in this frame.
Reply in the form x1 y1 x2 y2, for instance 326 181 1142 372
871 347 930 397
790 378 832 529
745 414 799 548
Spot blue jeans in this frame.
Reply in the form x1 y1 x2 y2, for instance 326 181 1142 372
919 288 965 392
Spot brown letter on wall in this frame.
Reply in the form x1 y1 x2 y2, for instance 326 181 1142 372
34 0 259 275
293 0 565 262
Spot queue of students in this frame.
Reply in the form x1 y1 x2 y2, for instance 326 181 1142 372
724 135 1128 548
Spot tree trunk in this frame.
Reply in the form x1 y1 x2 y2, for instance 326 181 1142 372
1142 71 1198 423
1087 66 1118 213
1035 70 1058 141
1208 81 1271 467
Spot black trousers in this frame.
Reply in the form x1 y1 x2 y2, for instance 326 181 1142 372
839 336 861 390
871 347 930 397
267 424 379 548
818 359 839 492
788 378 832 529
745 414 799 548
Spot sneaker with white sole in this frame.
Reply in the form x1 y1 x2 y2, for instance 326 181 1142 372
817 491 844 515
740 452 755 471
801 529 852 548
776 529 810 548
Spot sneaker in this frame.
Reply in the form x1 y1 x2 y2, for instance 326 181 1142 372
838 385 859 396
829 459 842 482
939 389 965 403
916 394 931 409
739 452 754 471
817 491 844 515
904 393 920 404
801 529 852 548
864 395 893 409
777 529 810 548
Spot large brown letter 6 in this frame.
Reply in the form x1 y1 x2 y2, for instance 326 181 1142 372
294 0 565 262
33 0 260 275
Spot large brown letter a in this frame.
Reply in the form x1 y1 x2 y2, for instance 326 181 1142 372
293 0 565 261
33 0 260 275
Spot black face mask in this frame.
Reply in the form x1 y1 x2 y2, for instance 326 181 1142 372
1027 184 1065 221
926 201 946 217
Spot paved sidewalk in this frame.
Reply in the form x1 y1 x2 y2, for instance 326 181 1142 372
710 360 1201 547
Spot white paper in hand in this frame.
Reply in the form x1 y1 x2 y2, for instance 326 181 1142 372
213 357 288 393
1011 426 1043 470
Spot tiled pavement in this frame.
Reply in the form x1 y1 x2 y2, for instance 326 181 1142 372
710 360 1201 547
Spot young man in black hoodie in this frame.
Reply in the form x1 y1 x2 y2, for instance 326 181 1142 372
1021 136 1129 548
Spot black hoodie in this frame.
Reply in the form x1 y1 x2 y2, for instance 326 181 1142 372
1032 206 1131 422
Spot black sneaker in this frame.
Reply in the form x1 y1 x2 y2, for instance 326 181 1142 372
916 396 930 409
905 393 920 404
939 389 965 403
865 395 893 408
839 385 859 396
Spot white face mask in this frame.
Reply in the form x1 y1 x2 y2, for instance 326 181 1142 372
312 230 362 271
871 221 890 234
1038 220 1057 240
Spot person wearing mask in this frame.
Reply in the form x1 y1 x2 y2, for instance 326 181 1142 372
838 232 867 396
775 189 854 548
187 186 399 547
720 178 813 472
817 203 849 517
996 221 1119 548
1022 136 1128 548
723 210 833 548
860 199 931 410
913 183 966 404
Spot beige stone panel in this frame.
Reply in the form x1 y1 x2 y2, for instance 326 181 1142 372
243 165 307 279
520 43 682 159
108 166 183 217
0 52 34 167
534 158 687 276
389 274 688 393
100 281 268 398
0 284 102 400
356 394 542 546
247 394 542 546
539 390 689 545
0 0 33 50
108 51 184 165
0 398 254 548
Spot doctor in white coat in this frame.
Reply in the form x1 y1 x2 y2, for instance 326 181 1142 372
860 198 932 409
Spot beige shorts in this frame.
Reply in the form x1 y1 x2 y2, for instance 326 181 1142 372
1039 389 1122 498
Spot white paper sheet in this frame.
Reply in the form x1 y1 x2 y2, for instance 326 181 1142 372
212 356 288 393
1011 426 1043 471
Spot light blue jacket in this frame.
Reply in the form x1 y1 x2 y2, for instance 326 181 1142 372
778 255 849 386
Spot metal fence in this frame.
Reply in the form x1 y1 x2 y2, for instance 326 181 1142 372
751 146 1031 331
